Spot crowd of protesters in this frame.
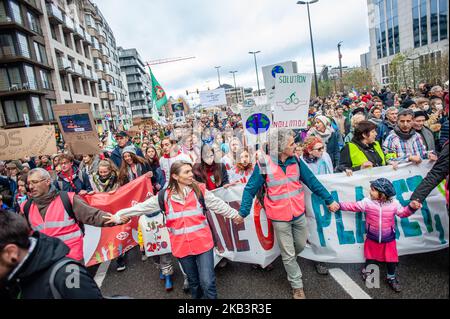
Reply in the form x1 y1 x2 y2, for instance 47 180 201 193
0 81 448 299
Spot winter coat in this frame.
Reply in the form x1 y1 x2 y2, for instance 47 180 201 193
340 198 415 243
1 232 102 299
53 167 93 194
417 126 436 152
411 142 449 204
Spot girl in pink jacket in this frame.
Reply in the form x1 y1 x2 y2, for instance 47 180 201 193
338 178 422 293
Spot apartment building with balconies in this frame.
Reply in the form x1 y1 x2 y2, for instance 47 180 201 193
118 47 152 119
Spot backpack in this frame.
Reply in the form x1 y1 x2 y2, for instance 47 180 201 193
23 192 85 235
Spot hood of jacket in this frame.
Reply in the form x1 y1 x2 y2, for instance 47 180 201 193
8 232 69 283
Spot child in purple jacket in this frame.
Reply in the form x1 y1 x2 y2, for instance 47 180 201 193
337 178 422 292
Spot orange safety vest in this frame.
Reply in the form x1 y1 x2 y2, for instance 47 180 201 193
20 193 84 261
259 155 305 221
163 184 214 259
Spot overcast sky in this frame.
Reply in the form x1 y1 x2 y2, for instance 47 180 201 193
95 0 370 100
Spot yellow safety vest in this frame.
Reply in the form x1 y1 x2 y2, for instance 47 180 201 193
348 141 386 168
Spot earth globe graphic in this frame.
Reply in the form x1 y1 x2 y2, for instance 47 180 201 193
271 65 285 78
246 113 271 135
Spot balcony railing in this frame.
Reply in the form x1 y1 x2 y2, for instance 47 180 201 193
72 64 83 75
62 14 74 30
57 57 72 70
46 3 63 22
74 24 85 39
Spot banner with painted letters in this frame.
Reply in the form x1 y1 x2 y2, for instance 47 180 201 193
83 162 448 267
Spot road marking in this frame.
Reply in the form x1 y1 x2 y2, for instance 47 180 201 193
329 268 372 299
94 260 111 288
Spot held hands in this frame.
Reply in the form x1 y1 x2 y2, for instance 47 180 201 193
103 213 130 225
345 169 353 177
233 214 245 225
327 201 340 213
428 152 438 162
361 161 374 169
409 200 422 210
409 155 422 164
391 161 399 170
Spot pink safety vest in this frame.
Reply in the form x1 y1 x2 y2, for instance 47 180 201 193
20 193 84 261
259 155 305 221
163 184 214 259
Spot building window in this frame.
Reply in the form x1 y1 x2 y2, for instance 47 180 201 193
24 64 37 89
46 99 55 120
9 0 22 25
430 0 439 42
439 0 448 40
31 96 43 121
27 10 41 34
3 99 29 123
0 66 21 91
420 0 428 46
39 69 51 89
0 34 15 57
17 32 30 58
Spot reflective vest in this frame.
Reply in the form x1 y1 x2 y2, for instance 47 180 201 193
259 156 305 221
163 184 214 259
348 141 386 168
20 193 84 261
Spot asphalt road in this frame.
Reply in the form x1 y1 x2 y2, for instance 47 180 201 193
94 246 449 299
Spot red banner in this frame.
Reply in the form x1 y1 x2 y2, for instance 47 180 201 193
82 174 153 267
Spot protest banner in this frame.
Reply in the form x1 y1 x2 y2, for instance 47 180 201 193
82 174 153 266
0 125 57 160
172 111 186 124
84 162 448 267
53 103 100 155
272 73 312 129
240 103 272 147
199 88 227 108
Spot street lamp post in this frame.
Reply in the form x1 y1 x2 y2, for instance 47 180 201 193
337 41 344 92
215 66 222 87
297 0 319 97
64 66 73 103
249 51 261 96
229 71 239 104
407 56 420 89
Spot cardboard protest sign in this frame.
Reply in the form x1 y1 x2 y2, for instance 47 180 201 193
199 88 227 108
53 103 100 155
0 125 57 160
273 73 312 129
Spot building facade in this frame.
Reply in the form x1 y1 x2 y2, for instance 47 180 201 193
367 0 448 86
118 47 152 119
0 0 131 130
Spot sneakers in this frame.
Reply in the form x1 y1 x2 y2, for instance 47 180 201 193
159 270 165 281
116 264 127 272
292 288 306 299
141 254 148 262
387 277 401 293
315 263 329 275
252 263 275 271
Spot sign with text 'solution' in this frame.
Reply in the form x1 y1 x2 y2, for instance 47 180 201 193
272 73 312 129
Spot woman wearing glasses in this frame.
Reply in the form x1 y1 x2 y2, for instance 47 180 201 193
300 136 334 175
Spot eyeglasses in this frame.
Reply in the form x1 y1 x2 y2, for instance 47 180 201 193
313 147 325 152
27 179 47 186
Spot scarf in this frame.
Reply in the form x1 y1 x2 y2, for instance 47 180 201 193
236 162 253 173
368 115 383 126
163 150 181 159
302 155 318 164
60 168 77 190
127 163 142 182
309 126 333 144
93 172 117 192
33 184 59 219
394 126 417 141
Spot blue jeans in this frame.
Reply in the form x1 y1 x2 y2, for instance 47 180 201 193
178 249 217 299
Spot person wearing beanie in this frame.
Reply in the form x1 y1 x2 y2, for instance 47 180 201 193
400 99 417 109
110 131 144 169
413 110 436 152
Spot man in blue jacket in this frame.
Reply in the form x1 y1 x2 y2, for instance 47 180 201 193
110 131 144 168
238 128 340 299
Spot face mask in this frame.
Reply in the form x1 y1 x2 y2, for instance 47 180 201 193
423 105 430 111
435 104 443 111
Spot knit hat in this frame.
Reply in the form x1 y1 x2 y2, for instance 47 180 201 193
122 145 137 157
370 178 396 198
315 115 330 127
401 99 416 109
413 110 429 120
6 160 23 171
352 107 366 116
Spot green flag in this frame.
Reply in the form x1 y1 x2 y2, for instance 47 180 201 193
149 67 168 111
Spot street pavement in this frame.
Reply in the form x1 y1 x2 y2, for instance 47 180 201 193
92 246 449 299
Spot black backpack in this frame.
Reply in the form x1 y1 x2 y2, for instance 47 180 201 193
23 191 85 235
